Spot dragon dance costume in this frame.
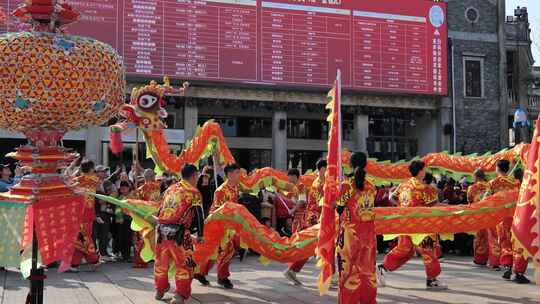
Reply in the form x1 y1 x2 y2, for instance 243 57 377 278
278 182 307 234
336 178 377 304
198 180 240 282
135 181 162 268
288 175 324 274
488 176 527 275
382 177 441 280
467 180 491 265
154 180 204 300
72 173 100 267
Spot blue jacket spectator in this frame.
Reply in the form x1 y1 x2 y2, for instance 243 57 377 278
0 164 19 193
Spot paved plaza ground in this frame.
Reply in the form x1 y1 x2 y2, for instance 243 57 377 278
0 255 538 304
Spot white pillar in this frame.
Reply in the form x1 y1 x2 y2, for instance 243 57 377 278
184 99 198 141
272 111 287 170
353 114 369 153
439 98 453 152
413 115 438 156
85 126 102 164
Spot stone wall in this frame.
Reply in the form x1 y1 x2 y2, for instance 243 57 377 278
448 0 498 34
447 0 503 153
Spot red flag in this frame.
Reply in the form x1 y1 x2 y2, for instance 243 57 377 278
512 116 540 284
316 70 342 294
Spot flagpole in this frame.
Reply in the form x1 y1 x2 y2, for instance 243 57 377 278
336 69 342 180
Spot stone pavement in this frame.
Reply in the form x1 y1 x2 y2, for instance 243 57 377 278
0 255 538 304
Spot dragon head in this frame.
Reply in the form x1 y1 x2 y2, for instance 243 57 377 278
110 78 189 154
131 80 169 120
118 78 189 131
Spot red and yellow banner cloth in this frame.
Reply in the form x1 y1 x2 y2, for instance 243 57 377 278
0 189 83 277
317 73 342 295
513 117 540 284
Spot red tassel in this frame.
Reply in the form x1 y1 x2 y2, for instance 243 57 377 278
110 131 124 154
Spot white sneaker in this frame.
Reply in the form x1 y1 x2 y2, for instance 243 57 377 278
169 294 185 304
426 278 448 291
100 256 113 263
376 265 386 287
67 267 79 273
284 269 302 286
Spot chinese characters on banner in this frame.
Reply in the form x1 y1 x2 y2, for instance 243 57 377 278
1 0 447 95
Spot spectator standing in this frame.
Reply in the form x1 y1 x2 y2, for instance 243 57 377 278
197 166 216 218
0 164 20 193
116 181 134 262
96 180 116 261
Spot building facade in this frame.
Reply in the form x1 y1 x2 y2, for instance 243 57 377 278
0 0 536 173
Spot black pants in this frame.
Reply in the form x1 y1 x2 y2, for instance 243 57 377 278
116 218 133 260
96 219 111 257
276 217 288 234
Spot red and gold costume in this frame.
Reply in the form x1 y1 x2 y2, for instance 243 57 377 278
467 181 491 265
288 176 324 273
198 180 240 280
336 178 377 304
382 177 441 279
72 173 100 267
305 176 324 226
154 180 204 300
488 176 527 273
134 181 161 268
278 183 307 233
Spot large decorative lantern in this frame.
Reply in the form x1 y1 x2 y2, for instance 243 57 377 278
0 1 125 303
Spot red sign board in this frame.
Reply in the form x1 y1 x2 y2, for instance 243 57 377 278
1 0 448 95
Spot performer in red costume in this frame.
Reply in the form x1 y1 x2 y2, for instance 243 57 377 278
467 169 491 266
154 164 204 304
286 169 308 234
134 168 162 268
488 160 529 284
71 160 101 272
377 160 447 290
284 159 326 285
195 163 241 289
336 152 377 304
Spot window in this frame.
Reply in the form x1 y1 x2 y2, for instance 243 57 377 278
342 120 354 141
165 113 176 129
199 116 237 137
287 151 324 173
230 149 271 172
237 117 272 138
465 7 479 23
464 57 483 98
287 119 328 139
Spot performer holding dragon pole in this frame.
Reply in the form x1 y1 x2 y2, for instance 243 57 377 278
467 169 491 267
284 159 326 285
71 160 101 272
154 164 204 304
377 160 447 290
336 152 377 304
278 169 308 237
195 163 241 289
135 168 162 268
488 160 530 284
